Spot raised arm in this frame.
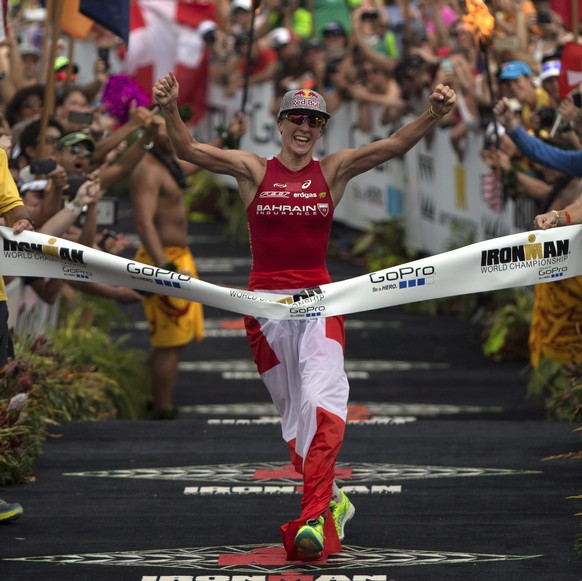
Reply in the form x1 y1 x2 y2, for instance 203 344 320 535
39 178 104 237
153 72 263 188
323 83 456 199
493 97 582 177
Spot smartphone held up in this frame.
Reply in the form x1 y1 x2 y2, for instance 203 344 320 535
67 110 94 126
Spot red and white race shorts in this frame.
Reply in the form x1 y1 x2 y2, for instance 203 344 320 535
244 313 349 460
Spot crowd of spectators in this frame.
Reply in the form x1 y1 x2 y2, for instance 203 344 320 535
199 0 582 219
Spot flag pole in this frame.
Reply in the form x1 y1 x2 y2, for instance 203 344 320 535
240 0 261 114
66 36 76 83
36 0 64 160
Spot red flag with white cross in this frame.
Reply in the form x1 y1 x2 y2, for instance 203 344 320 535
558 42 582 99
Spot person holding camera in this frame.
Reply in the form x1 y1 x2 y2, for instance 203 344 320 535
493 96 582 209
153 70 456 560
494 96 582 178
498 60 552 129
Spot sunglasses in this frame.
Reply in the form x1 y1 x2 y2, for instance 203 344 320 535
22 98 42 108
67 144 92 158
55 71 77 82
283 113 326 128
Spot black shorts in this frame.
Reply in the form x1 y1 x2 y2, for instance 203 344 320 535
0 301 14 368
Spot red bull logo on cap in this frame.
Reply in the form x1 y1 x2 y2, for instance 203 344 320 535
293 90 318 98
291 89 323 110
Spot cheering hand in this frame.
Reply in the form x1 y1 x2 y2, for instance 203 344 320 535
153 72 180 108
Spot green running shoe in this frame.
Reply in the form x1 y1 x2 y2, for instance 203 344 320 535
295 515 325 556
330 489 355 541
0 498 23 523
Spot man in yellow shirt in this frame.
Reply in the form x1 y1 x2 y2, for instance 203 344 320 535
0 144 35 523
497 60 552 129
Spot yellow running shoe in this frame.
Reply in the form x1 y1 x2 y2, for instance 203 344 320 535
295 514 325 556
0 498 23 523
329 489 355 541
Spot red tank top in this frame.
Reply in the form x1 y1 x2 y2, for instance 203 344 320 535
247 157 334 290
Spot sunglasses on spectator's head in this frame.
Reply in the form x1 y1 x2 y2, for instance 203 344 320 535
282 113 327 128
67 144 92 157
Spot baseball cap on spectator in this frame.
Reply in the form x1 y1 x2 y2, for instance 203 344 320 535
19 43 39 60
303 37 324 51
198 20 217 38
20 178 48 194
58 132 96 152
269 27 291 50
232 0 251 11
540 59 561 81
498 60 532 81
278 89 330 120
54 55 79 73
322 22 346 37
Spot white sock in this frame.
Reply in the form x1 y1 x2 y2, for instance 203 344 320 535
332 481 342 503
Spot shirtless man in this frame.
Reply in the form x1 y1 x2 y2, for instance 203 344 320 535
130 112 246 419
153 73 456 558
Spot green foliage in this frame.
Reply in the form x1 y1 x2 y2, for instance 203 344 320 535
444 218 477 253
183 171 248 244
0 336 118 485
528 357 582 422
220 188 249 245
481 288 533 361
52 297 151 420
0 294 152 485
183 170 228 222
351 218 416 272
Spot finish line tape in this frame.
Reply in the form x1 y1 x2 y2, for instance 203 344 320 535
1 225 581 320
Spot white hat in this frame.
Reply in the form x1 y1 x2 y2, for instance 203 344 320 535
198 20 217 37
232 0 251 11
540 60 561 82
19 42 40 59
278 89 330 119
20 178 48 193
269 27 291 49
